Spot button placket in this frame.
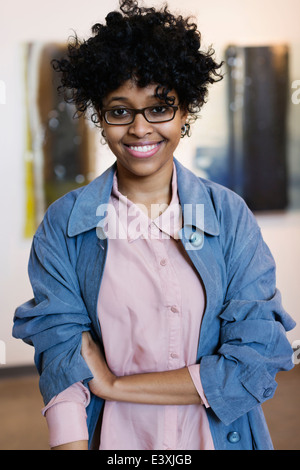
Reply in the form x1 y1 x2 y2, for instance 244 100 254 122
152 238 182 451
168 307 181 368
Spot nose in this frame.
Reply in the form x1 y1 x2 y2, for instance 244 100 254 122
127 113 154 138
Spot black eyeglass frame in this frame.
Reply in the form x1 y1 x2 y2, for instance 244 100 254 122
101 105 179 125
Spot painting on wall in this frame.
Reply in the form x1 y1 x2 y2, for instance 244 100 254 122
23 42 97 237
195 44 300 212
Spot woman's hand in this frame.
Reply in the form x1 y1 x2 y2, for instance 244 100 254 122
81 331 203 406
81 331 117 399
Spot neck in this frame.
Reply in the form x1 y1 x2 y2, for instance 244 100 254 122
116 159 174 208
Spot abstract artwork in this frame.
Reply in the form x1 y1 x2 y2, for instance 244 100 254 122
195 45 294 212
23 43 96 236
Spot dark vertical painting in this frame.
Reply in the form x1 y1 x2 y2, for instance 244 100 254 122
195 45 293 213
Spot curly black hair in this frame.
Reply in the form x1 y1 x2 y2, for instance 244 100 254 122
52 0 223 136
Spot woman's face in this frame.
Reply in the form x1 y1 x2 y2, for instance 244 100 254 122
100 79 187 181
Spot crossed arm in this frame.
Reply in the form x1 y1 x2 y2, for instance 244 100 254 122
52 332 202 450
81 331 203 405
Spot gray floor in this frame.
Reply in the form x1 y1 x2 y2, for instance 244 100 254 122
0 366 299 450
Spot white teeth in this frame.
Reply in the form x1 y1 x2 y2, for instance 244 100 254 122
129 143 159 152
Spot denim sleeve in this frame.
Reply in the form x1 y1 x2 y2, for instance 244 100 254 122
13 217 93 405
200 226 296 426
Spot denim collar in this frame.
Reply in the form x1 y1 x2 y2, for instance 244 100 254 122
67 157 220 237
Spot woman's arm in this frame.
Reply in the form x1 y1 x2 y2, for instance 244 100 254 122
52 440 88 450
81 332 203 405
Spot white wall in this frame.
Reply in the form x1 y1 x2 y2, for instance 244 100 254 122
0 0 299 367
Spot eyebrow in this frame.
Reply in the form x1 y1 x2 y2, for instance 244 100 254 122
105 94 159 106
106 96 128 105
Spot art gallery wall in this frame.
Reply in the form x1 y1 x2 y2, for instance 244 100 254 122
0 0 299 367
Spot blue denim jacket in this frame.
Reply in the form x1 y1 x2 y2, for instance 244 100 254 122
13 158 296 450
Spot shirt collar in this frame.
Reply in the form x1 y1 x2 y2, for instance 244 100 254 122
67 157 220 238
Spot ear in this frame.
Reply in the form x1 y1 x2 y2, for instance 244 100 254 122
94 107 107 141
180 108 189 127
96 106 103 124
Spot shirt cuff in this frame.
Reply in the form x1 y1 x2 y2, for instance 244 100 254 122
187 364 210 408
42 382 90 448
45 401 89 448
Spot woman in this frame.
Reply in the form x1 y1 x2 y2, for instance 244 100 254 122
13 0 295 450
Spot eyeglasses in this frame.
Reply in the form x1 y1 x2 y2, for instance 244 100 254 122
102 105 179 125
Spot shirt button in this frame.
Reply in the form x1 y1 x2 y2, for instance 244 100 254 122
160 258 167 266
189 232 203 247
170 305 179 313
263 387 273 398
170 353 178 358
227 431 241 444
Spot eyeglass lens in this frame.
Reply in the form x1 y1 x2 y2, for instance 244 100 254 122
105 106 177 124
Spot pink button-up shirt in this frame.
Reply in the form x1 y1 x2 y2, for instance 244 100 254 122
43 164 214 450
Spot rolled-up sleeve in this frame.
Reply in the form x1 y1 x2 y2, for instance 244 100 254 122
187 364 210 408
42 382 90 448
200 224 296 426
12 207 94 405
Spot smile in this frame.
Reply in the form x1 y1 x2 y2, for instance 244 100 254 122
124 141 163 158
129 143 159 152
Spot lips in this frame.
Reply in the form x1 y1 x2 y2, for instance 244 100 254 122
124 141 163 158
